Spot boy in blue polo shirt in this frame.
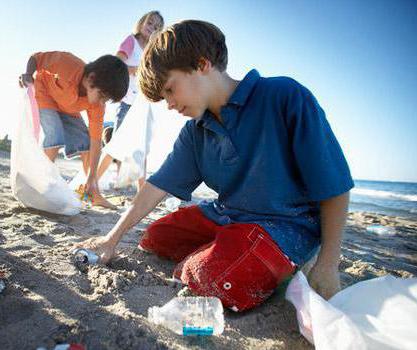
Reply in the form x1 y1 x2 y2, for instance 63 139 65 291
76 20 353 311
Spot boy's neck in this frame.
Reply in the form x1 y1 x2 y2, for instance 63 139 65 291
208 72 239 122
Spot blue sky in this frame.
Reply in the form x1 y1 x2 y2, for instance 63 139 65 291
0 0 416 182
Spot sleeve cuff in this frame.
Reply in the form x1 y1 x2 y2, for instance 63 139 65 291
147 177 192 201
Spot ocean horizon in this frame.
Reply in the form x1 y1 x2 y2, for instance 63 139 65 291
350 179 417 219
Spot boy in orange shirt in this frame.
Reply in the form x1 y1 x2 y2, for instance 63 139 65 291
19 52 129 207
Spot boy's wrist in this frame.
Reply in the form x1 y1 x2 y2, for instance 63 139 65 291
105 230 122 246
315 251 340 270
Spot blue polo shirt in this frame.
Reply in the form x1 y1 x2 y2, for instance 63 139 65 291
148 70 354 266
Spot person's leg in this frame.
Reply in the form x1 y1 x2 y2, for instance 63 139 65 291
113 102 131 175
137 157 147 191
97 127 116 180
97 154 115 180
60 114 90 161
44 147 60 162
39 109 65 162
175 223 296 312
139 205 218 262
61 114 115 209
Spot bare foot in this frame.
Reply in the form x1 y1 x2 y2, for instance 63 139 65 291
92 193 117 209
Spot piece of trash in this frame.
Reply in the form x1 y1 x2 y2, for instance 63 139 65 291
0 279 6 294
54 344 86 350
37 343 86 350
72 248 99 272
75 185 93 209
366 225 396 235
165 197 181 212
148 296 224 336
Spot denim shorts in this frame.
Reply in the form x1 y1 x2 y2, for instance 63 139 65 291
39 108 90 158
114 102 131 131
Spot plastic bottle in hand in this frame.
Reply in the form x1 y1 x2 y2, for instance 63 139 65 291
148 296 224 336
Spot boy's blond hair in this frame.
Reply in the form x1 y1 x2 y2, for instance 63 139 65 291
139 20 228 102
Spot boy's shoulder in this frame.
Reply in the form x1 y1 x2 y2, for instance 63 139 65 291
255 75 315 109
258 75 306 94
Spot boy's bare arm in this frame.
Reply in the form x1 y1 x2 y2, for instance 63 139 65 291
86 138 101 180
308 191 350 299
74 182 167 263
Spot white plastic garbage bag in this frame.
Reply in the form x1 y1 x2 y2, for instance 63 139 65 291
285 271 417 350
102 91 154 187
10 87 81 215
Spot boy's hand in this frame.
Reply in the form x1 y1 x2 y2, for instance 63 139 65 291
72 236 116 264
19 73 34 88
307 262 341 300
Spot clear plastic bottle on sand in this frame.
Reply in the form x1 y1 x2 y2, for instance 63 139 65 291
148 296 224 336
366 225 396 236
165 197 181 212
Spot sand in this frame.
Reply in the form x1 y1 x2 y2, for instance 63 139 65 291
0 151 416 349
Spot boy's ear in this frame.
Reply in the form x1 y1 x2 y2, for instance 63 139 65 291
197 57 212 74
86 72 96 86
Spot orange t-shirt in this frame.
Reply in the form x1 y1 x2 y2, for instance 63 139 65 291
33 51 104 140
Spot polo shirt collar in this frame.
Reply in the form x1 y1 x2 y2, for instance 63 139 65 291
196 69 261 129
227 69 260 107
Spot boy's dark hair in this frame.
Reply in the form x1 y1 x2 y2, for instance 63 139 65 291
84 55 129 102
139 20 228 102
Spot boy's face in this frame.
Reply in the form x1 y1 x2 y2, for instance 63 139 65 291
161 68 210 119
84 74 109 105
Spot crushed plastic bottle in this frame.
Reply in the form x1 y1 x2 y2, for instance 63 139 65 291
148 296 224 336
366 225 396 236
165 197 181 212
72 248 99 272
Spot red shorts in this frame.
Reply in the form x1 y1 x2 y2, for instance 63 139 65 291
140 205 296 311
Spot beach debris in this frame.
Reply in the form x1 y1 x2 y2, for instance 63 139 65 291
148 296 224 336
366 225 396 236
36 344 86 350
72 248 100 272
0 271 6 294
75 185 93 209
0 279 5 294
165 197 181 212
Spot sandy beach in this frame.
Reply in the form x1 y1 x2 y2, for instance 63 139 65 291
1 150 416 350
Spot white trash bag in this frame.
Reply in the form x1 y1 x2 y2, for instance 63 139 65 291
10 87 81 215
102 91 154 187
285 271 417 350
